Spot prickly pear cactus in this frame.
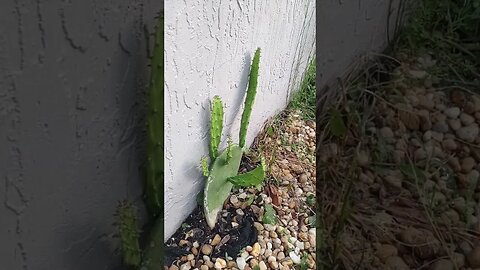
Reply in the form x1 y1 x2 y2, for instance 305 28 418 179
239 48 261 149
203 48 263 229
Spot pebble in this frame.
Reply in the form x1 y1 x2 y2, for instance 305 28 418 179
201 244 213 255
251 243 261 257
430 259 454 270
461 157 476 172
258 261 267 270
460 113 475 125
375 244 397 262
380 127 395 142
467 246 480 267
442 138 457 151
444 107 461 118
180 262 191 270
385 256 409 270
289 251 301 264
456 124 479 142
236 257 246 270
447 119 462 130
214 258 227 269
169 265 180 270
432 121 449 133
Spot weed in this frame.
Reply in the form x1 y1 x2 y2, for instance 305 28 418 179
289 59 316 120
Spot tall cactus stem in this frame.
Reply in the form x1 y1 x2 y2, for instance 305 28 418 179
145 13 164 218
210 95 224 161
239 48 261 149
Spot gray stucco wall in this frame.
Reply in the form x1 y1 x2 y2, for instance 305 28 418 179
0 1 162 269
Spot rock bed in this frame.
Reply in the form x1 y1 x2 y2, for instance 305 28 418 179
165 111 317 270
319 54 480 270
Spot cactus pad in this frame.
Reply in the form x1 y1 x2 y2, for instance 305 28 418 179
210 96 224 161
203 145 243 228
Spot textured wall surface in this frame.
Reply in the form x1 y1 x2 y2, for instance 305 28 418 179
318 0 402 89
0 1 162 269
164 0 316 239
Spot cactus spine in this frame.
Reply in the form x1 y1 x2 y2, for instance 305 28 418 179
210 96 224 161
239 48 261 149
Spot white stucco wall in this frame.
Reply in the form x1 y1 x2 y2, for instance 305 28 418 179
164 0 315 239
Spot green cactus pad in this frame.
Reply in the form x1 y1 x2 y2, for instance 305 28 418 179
203 145 243 229
210 96 224 161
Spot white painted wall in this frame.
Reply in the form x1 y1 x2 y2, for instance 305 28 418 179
164 0 315 239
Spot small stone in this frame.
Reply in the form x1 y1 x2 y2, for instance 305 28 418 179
444 107 461 118
236 209 244 216
269 261 279 269
452 252 465 268
258 261 267 270
187 254 195 261
289 251 301 264
430 259 454 270
448 157 462 172
169 265 180 270
253 222 264 232
447 119 462 130
179 239 190 247
442 139 457 151
467 246 480 267
200 265 209 270
251 243 261 257
460 113 475 126
461 157 476 173
214 258 227 269
385 256 409 270
375 244 398 262
433 121 449 133
277 251 285 260
264 224 276 231
299 174 308 183
236 257 247 270
380 127 395 142
180 262 191 270
356 150 370 166
201 244 213 255
393 150 405 164
384 173 402 189
211 234 222 246
456 124 479 142
408 69 427 79
431 131 444 141
423 130 432 141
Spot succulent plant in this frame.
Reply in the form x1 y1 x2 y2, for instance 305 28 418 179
117 12 165 270
203 48 265 229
